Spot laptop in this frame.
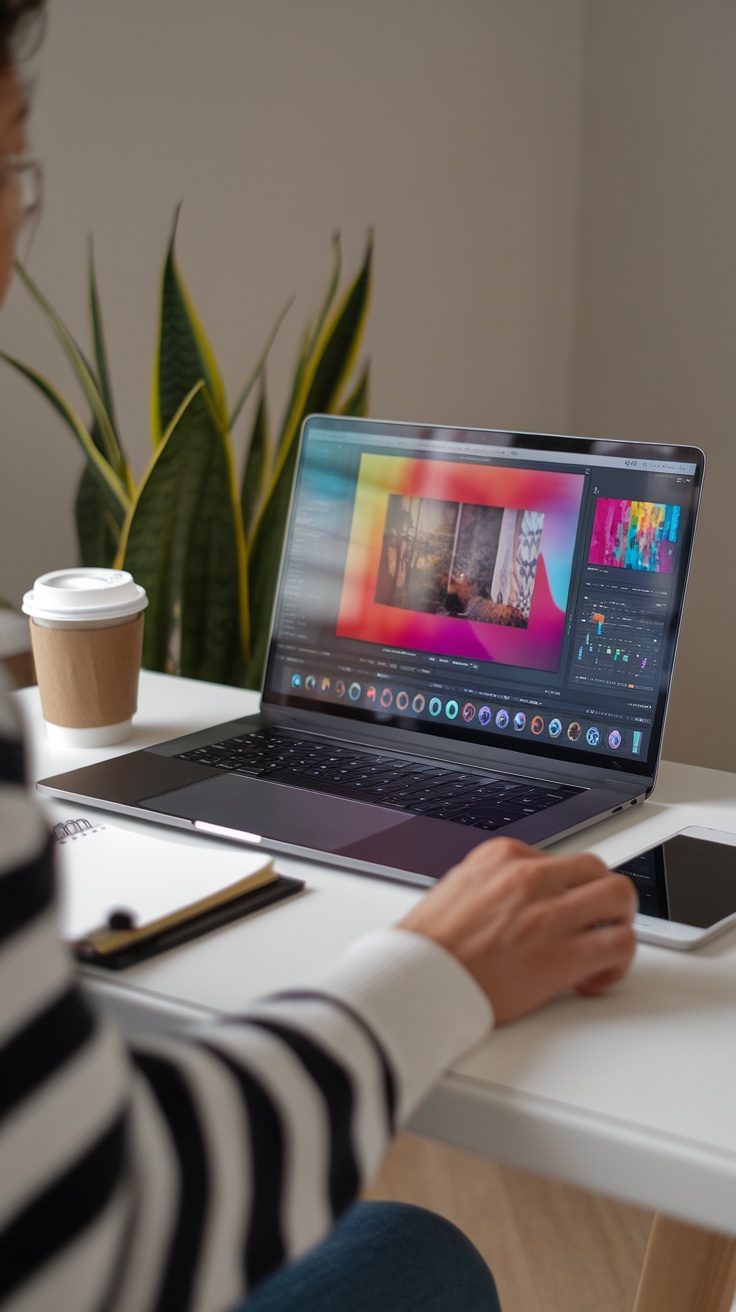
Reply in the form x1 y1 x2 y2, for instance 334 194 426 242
39 416 705 887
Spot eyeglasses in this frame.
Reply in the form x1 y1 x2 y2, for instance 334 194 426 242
0 156 43 263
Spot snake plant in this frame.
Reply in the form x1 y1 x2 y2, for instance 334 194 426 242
2 211 372 688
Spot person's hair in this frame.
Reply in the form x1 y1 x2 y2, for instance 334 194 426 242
0 0 45 72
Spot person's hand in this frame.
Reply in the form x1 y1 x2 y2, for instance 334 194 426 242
399 837 637 1025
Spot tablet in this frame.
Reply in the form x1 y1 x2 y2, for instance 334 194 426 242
614 826 736 949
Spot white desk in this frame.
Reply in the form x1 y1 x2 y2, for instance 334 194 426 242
17 671 736 1310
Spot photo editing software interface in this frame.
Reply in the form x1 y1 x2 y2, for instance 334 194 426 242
265 422 700 775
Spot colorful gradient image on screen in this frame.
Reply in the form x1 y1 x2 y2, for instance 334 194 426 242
336 455 585 670
589 499 680 574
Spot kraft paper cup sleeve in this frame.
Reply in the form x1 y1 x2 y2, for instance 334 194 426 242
30 612 144 729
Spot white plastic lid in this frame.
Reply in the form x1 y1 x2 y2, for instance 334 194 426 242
22 568 148 622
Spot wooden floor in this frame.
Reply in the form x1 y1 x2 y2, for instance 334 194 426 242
364 1132 654 1312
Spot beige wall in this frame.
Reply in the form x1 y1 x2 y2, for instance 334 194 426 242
573 1 736 769
2 1 733 770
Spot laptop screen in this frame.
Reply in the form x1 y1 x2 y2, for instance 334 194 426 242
262 417 704 779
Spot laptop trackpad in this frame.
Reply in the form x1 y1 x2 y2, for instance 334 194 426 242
141 773 409 853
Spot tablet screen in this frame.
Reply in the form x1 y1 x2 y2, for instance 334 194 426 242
615 833 736 928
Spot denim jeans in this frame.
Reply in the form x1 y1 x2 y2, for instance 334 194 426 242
239 1200 501 1311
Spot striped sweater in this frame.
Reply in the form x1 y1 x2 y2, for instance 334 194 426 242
0 675 491 1312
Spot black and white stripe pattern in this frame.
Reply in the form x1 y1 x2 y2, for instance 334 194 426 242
0 675 491 1310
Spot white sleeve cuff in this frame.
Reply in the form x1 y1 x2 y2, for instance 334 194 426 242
312 927 493 1122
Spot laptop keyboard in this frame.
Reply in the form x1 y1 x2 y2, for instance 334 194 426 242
176 728 579 832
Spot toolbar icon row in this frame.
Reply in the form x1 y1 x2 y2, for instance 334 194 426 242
291 673 630 752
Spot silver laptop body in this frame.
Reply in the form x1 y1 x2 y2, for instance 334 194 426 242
39 417 705 887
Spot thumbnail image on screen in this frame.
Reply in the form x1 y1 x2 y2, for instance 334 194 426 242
589 498 680 574
374 494 544 628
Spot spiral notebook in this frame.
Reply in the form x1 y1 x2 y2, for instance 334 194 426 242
53 818 304 969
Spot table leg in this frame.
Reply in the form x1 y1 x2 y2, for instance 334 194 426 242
633 1213 736 1312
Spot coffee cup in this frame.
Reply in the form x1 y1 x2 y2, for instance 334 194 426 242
22 567 148 747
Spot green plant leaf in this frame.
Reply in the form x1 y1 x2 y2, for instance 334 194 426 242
240 377 268 540
86 241 136 499
74 406 132 568
243 238 373 687
269 234 372 495
340 359 370 417
270 232 372 488
275 323 310 461
228 296 293 433
87 238 119 440
0 352 130 518
180 429 249 685
12 261 126 480
75 461 122 568
305 232 342 360
152 206 227 445
119 381 248 681
276 235 341 456
245 431 299 689
300 231 372 418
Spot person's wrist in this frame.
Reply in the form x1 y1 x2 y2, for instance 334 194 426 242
314 927 493 1119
